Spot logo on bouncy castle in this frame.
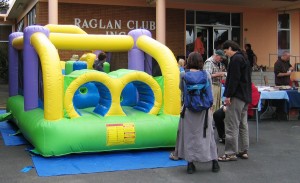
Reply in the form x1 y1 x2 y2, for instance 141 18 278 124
106 123 136 146
74 18 156 35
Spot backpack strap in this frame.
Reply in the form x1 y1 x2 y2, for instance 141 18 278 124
203 109 208 138
203 70 210 137
180 104 186 118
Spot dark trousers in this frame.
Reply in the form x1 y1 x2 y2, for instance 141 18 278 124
273 99 288 113
213 107 225 139
274 99 288 120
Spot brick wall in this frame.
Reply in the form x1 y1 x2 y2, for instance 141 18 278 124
36 2 184 71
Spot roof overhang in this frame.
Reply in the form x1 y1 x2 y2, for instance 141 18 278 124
2 0 300 22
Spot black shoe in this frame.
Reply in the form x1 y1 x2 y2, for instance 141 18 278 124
212 160 220 172
218 138 225 144
187 162 196 174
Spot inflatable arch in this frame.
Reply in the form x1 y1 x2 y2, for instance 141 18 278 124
5 24 181 156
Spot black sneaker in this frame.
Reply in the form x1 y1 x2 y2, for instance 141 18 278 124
212 160 220 172
187 162 196 174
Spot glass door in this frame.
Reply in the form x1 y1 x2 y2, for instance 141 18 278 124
186 26 231 60
213 27 230 52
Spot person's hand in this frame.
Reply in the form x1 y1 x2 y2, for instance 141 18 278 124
224 97 231 106
219 72 226 77
223 106 227 112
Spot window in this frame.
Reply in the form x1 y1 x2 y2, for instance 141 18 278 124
231 13 241 26
186 10 194 24
278 13 290 55
185 10 241 57
0 25 12 42
27 7 36 26
196 11 230 26
232 28 241 44
0 25 11 83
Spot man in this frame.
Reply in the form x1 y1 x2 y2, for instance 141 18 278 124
93 52 107 72
204 50 227 112
244 43 256 69
274 51 293 86
194 32 205 58
218 40 252 162
213 83 260 145
273 51 293 120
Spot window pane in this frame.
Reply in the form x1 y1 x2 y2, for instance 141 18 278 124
32 8 36 25
278 14 289 29
186 25 195 56
17 19 24 32
214 29 228 50
28 7 36 26
231 13 241 26
278 30 290 50
196 11 230 25
186 10 194 24
0 26 12 41
232 28 241 45
28 13 31 25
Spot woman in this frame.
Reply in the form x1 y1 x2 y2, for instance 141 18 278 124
175 51 220 174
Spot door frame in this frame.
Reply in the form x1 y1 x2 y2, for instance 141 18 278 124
195 26 209 60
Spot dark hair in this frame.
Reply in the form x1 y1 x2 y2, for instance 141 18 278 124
98 52 106 61
241 50 248 60
222 40 241 51
197 32 202 37
245 43 251 49
186 52 203 70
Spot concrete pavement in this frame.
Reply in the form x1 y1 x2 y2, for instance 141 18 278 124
0 84 300 182
1 120 299 182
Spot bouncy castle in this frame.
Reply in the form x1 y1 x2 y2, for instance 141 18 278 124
4 24 181 156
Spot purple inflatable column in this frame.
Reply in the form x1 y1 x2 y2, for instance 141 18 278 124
9 32 23 97
128 29 152 74
23 26 50 111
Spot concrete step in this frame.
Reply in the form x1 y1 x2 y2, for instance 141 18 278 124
252 71 274 86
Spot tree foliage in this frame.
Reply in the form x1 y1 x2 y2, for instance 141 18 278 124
0 0 9 13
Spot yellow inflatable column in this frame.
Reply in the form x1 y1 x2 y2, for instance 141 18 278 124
136 35 180 115
79 53 96 69
31 32 63 120
45 24 87 34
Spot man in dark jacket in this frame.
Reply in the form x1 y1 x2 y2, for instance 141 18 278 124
245 43 256 68
273 51 293 119
218 40 252 162
274 51 293 86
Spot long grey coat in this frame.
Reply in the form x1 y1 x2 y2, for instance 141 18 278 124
176 71 218 162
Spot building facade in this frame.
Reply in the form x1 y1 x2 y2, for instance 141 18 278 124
1 0 300 71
